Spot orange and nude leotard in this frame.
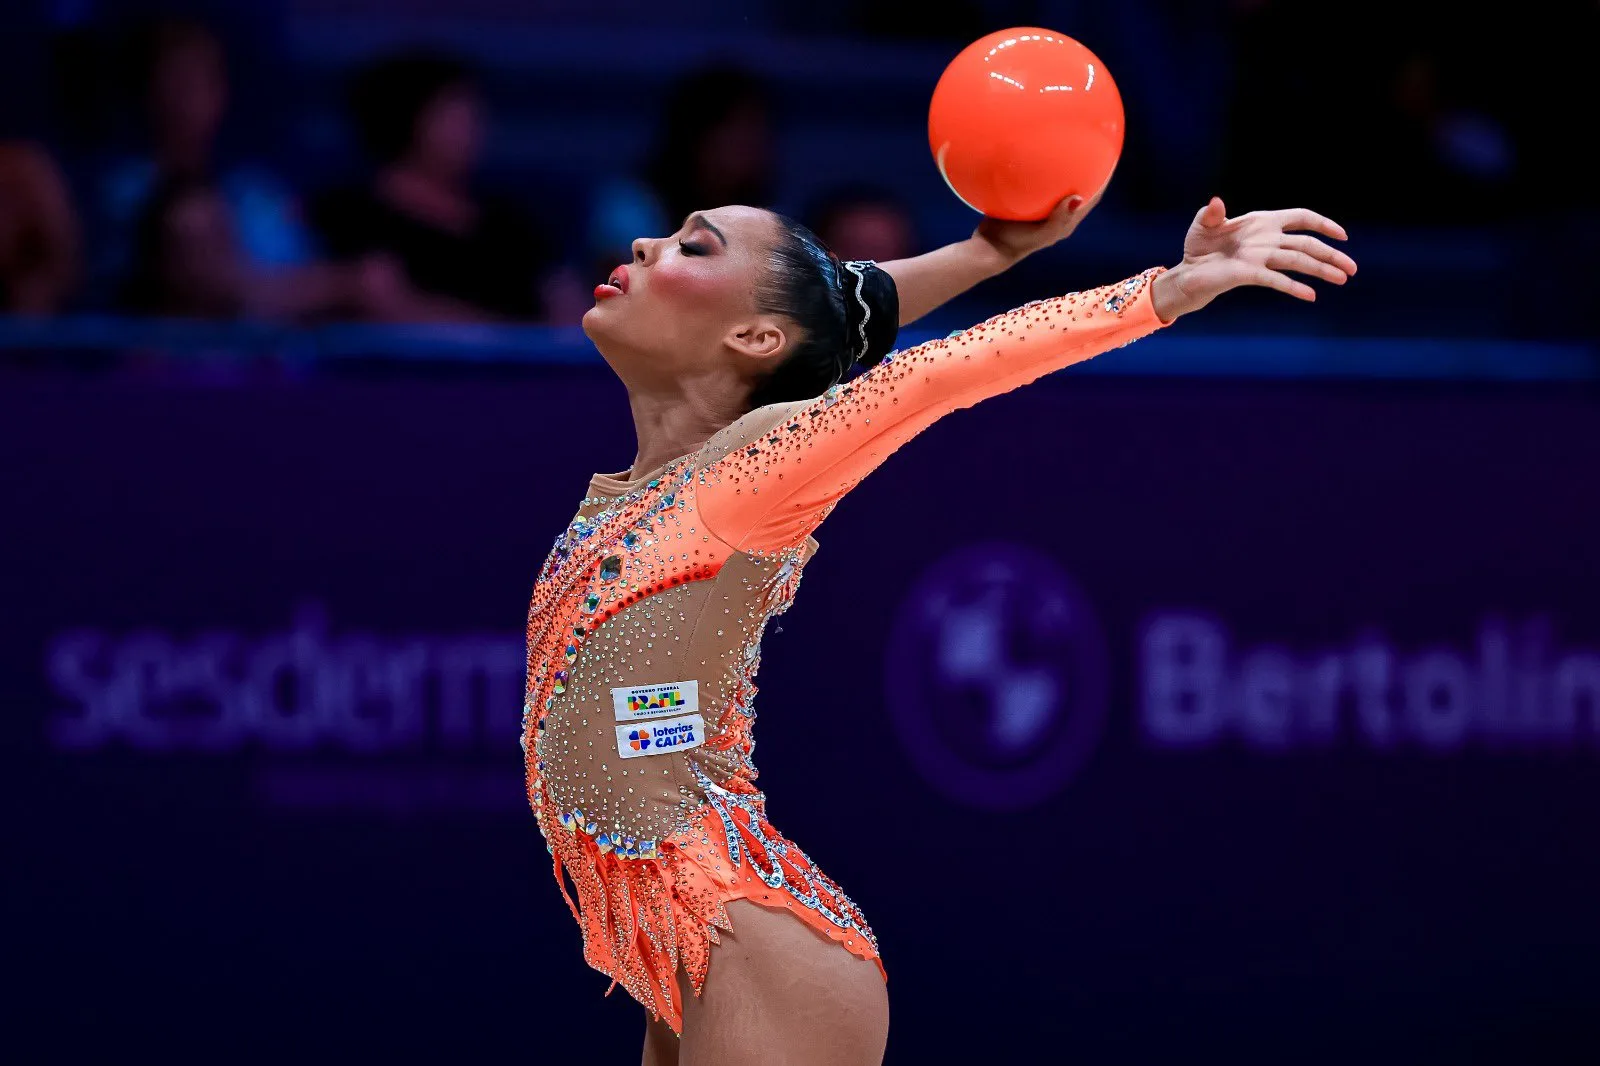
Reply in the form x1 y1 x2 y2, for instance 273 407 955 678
524 269 1167 1031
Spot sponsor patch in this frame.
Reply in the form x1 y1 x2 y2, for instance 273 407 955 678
616 714 705 759
612 680 699 722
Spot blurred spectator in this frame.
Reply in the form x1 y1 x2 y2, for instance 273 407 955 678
805 185 919 262
1382 48 1516 218
0 142 81 315
646 64 776 226
585 64 775 282
1221 0 1519 225
97 18 318 303
121 176 397 321
312 50 555 323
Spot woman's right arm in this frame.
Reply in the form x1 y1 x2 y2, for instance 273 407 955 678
880 193 1097 326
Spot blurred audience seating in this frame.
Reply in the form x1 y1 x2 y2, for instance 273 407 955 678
0 2 1592 356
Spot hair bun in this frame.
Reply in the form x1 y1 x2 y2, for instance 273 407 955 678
838 260 900 370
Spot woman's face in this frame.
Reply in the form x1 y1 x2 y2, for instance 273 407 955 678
820 204 916 263
412 86 484 181
583 205 791 390
695 102 772 200
151 36 228 155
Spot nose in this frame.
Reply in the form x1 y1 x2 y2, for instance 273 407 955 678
631 236 656 266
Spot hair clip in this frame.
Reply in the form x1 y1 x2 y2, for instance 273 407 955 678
841 260 874 364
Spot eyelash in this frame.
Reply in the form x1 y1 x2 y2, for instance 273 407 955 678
679 241 707 257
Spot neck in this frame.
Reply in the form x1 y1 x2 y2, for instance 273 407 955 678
625 374 747 479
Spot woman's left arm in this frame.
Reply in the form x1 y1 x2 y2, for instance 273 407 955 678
880 194 1097 325
696 196 1355 555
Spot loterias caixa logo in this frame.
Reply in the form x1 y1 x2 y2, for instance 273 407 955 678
886 541 1600 812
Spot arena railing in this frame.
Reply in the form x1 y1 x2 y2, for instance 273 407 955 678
1 316 1593 381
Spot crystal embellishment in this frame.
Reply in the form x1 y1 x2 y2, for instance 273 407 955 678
1104 274 1145 314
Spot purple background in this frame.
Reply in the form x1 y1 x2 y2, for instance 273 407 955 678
6 369 1600 1062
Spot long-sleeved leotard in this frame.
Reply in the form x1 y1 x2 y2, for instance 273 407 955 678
524 268 1166 1030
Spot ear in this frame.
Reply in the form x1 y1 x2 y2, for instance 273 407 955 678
724 316 790 364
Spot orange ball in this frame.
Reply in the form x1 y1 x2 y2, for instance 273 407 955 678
928 28 1125 222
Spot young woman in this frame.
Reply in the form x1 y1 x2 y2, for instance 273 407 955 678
524 193 1355 1066
314 50 556 323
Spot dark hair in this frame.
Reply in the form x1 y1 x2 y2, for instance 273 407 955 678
128 18 222 96
748 215 900 410
645 64 772 225
348 50 475 165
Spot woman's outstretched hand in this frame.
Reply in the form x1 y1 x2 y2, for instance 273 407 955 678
974 189 1103 264
1151 197 1357 323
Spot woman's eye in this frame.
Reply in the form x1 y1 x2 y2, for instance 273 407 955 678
679 241 706 257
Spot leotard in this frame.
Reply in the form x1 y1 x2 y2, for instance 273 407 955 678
524 268 1166 1031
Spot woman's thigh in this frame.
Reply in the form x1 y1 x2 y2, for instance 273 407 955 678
679 899 888 1066
642 1012 679 1066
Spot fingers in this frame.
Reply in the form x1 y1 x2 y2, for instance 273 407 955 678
1195 196 1228 228
1271 208 1348 240
1252 266 1317 302
1265 248 1350 286
1281 234 1358 277
1074 184 1107 217
1044 193 1090 229
1070 185 1109 214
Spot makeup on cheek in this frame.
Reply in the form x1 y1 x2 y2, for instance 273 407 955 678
647 256 730 305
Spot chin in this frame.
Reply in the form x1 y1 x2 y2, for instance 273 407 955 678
580 302 612 341
581 305 626 369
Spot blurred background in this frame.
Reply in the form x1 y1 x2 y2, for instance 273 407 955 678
4 0 1599 1062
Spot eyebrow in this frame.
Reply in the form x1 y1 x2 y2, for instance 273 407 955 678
684 213 728 247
